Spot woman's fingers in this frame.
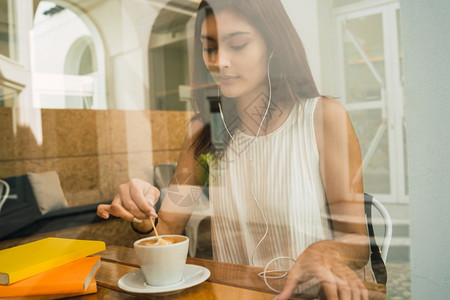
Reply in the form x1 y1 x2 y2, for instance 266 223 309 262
109 194 142 222
340 265 367 300
97 180 159 221
316 275 362 300
276 258 368 300
322 266 367 300
97 204 111 219
346 274 361 300
335 278 352 300
276 260 316 300
118 184 148 220
96 179 159 225
356 276 369 300
130 180 159 218
320 281 339 300
275 275 301 300
119 179 158 219
316 268 340 300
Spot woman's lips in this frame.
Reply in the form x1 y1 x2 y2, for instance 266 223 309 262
219 75 239 85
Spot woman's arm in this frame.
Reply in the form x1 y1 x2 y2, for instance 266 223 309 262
314 97 369 267
97 118 207 236
277 97 370 300
156 118 209 235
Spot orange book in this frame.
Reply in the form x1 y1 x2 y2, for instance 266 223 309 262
0 256 101 297
0 238 105 285
3 278 97 299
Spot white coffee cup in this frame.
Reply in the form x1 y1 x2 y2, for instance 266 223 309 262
134 235 189 286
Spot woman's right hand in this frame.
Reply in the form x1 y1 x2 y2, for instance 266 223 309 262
97 178 160 223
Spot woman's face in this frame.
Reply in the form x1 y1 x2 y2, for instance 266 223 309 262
200 10 269 100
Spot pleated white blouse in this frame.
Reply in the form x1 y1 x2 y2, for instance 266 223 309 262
209 97 333 268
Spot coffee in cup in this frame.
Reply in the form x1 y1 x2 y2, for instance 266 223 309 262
137 236 186 246
134 235 189 286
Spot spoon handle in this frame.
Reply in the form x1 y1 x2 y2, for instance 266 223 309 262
150 217 160 238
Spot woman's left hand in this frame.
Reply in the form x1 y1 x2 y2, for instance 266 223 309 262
274 242 368 300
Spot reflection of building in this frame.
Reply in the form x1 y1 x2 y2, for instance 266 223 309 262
32 2 106 109
1 0 407 205
0 0 418 250
0 0 410 265
1 0 450 297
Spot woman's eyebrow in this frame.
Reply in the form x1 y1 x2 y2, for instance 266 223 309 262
200 35 216 42
200 31 250 42
222 31 251 40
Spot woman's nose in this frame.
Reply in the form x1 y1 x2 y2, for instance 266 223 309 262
214 49 231 69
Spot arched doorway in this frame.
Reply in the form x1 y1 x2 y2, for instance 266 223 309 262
32 0 106 109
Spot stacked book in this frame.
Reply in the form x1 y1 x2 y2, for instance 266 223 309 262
0 237 105 299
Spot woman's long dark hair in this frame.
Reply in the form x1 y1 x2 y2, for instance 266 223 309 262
190 0 320 157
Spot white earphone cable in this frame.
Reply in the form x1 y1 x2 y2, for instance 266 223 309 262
218 50 274 145
216 50 295 292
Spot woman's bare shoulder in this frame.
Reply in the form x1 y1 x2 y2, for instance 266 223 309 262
314 97 353 148
314 97 348 123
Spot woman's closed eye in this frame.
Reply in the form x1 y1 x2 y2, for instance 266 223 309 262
203 42 247 53
230 42 248 51
203 46 218 54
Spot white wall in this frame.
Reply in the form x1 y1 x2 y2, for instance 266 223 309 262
281 0 323 91
33 8 90 74
83 0 159 109
401 0 450 298
31 1 108 109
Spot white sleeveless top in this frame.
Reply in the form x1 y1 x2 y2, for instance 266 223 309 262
208 97 332 267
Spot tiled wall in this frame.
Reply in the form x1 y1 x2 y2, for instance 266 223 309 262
0 107 193 206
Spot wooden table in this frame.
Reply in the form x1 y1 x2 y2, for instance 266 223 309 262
82 245 386 299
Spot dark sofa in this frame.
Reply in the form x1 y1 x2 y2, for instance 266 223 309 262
0 175 112 241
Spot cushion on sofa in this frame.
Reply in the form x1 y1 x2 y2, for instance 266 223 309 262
27 171 69 215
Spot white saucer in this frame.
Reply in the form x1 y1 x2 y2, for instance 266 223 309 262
118 264 210 294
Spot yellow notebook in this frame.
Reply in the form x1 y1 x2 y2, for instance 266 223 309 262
0 238 105 285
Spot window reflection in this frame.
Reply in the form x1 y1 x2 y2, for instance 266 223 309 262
0 85 17 107
32 1 104 109
333 0 364 7
335 3 406 203
343 14 384 104
148 0 197 111
0 0 17 60
0 1 411 298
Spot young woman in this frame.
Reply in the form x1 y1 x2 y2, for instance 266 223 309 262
98 0 373 298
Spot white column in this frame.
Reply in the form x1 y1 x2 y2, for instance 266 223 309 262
401 0 450 298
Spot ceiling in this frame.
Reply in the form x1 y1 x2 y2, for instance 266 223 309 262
33 0 199 34
150 0 199 33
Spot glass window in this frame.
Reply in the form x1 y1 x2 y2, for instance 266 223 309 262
397 9 408 195
0 0 18 60
333 0 364 8
0 1 412 299
335 2 409 297
335 3 407 204
349 109 391 194
0 85 17 107
340 12 392 195
342 13 385 104
148 0 198 111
